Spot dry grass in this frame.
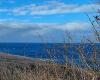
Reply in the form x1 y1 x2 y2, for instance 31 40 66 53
0 60 98 80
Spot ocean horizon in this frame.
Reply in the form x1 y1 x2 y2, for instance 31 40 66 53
0 43 100 64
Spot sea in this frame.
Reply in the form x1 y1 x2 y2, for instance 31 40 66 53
0 43 100 65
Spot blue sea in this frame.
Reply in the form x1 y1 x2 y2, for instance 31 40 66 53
0 43 100 65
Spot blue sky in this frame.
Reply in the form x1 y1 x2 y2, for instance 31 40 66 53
0 0 99 43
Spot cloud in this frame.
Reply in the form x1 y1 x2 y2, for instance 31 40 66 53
0 22 91 35
0 21 93 42
11 2 100 15
0 1 99 15
52 22 91 31
0 22 91 30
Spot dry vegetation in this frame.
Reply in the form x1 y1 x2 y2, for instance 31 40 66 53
0 59 98 80
0 1 100 80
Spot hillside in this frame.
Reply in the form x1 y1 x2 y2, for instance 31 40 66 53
0 53 99 80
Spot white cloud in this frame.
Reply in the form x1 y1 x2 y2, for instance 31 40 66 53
0 22 91 32
72 4 100 12
0 22 93 42
11 2 100 15
54 22 91 31
0 1 99 15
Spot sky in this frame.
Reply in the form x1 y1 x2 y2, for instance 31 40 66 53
0 0 99 43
